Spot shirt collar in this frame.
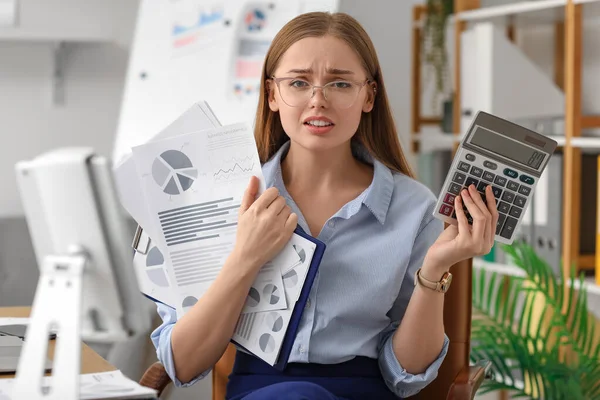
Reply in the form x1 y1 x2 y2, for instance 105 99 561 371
261 140 394 224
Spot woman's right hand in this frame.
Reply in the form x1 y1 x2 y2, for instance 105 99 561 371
231 176 298 275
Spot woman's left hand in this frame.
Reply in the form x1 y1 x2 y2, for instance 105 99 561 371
423 184 499 274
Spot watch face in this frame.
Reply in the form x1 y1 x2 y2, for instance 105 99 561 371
440 273 453 292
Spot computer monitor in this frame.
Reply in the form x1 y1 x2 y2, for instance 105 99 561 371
11 147 151 399
15 147 150 341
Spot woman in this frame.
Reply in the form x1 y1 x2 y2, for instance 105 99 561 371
151 11 498 400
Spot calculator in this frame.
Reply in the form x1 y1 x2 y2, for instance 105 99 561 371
433 111 558 244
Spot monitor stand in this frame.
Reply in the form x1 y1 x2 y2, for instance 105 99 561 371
11 251 86 400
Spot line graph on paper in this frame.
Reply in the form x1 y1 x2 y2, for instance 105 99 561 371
206 124 262 184
212 155 256 182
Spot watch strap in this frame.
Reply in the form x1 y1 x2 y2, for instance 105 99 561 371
415 268 452 293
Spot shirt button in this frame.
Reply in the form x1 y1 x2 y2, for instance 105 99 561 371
299 345 305 353
327 220 335 228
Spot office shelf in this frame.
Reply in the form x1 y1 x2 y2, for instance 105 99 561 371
454 0 600 25
473 258 600 296
412 3 600 395
473 258 526 278
412 134 600 150
456 0 566 22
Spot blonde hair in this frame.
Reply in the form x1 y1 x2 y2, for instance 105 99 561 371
254 11 413 177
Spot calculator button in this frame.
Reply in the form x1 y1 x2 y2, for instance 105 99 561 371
457 161 471 173
482 171 495 182
507 180 520 191
498 201 510 214
519 175 535 185
483 160 498 170
518 185 531 196
439 204 453 216
465 177 479 188
514 195 527 208
460 209 473 224
476 181 487 192
500 216 519 239
509 206 522 218
491 186 503 199
502 191 515 203
504 168 519 179
494 176 507 187
496 213 507 235
452 172 466 185
448 183 462 195
443 193 456 205
470 166 483 178
465 153 476 162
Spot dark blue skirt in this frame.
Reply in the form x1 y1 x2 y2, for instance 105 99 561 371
225 352 401 400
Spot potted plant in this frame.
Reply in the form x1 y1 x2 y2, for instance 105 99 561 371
471 242 600 399
422 0 454 131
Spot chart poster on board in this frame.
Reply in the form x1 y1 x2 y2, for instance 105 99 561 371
227 1 301 101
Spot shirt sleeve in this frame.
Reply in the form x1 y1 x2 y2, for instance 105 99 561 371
377 213 450 398
150 302 212 387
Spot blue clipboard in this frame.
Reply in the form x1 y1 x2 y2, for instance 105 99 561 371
231 226 326 371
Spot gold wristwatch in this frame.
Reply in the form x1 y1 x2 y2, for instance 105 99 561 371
414 268 453 293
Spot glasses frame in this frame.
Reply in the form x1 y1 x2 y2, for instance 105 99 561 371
269 76 372 109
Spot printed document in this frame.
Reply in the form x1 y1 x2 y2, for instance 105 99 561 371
232 233 316 365
131 122 299 318
0 370 156 400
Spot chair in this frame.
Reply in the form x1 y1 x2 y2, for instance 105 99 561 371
139 259 491 399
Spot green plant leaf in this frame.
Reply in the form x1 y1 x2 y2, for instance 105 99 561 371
471 241 600 399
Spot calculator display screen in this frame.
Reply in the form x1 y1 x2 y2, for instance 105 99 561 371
470 127 545 170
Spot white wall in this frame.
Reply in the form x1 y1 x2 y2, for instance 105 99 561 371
0 0 139 217
340 0 425 160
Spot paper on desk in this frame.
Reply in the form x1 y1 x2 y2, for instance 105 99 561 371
232 234 317 366
131 122 269 317
0 318 59 336
0 370 156 400
0 318 29 328
113 101 221 241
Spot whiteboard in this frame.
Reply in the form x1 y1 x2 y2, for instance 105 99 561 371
113 0 339 163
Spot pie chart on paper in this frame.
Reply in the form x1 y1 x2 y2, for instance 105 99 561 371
246 287 261 308
145 246 169 287
282 269 298 289
259 333 276 353
152 150 198 195
263 284 281 305
265 312 284 332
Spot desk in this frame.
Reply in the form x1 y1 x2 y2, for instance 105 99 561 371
0 306 116 379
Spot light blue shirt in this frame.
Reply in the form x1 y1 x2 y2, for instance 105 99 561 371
151 141 449 398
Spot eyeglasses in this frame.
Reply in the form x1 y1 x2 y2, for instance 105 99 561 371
270 76 371 109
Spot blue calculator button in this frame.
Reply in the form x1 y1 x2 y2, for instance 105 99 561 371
503 168 519 179
519 175 535 185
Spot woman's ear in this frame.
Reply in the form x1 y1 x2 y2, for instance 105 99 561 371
362 82 377 113
267 80 279 112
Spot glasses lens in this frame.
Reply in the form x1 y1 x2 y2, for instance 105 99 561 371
278 80 309 107
278 79 361 109
325 82 361 109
